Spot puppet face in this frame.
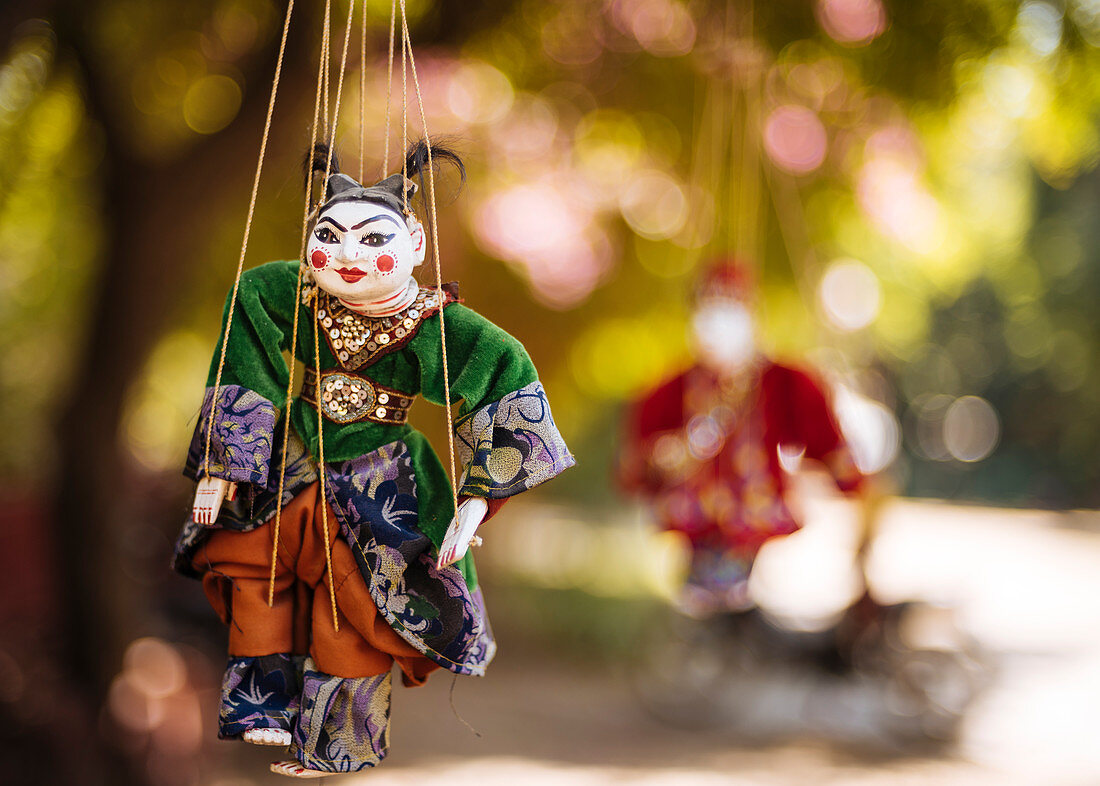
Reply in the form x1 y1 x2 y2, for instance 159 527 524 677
691 299 756 372
306 200 426 304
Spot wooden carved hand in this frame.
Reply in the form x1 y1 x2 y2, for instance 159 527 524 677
192 476 238 526
436 497 489 569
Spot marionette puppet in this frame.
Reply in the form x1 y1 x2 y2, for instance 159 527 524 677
619 260 861 617
171 140 574 777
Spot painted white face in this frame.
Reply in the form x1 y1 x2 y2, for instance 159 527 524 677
691 300 756 372
306 200 426 304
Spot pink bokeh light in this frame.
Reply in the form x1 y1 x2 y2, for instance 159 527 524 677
816 0 888 46
763 104 828 174
857 126 942 253
472 179 612 309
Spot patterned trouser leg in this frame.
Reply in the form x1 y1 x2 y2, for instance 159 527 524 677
290 658 392 772
680 548 755 615
219 654 304 738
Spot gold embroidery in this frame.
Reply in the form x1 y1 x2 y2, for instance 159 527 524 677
301 367 415 425
317 287 443 370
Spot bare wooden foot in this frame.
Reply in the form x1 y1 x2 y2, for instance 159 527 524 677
270 761 328 779
243 728 292 746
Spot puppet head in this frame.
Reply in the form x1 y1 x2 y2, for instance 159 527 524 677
305 141 464 308
690 258 758 373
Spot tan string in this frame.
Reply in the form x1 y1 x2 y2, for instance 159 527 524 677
268 0 332 608
400 0 460 515
762 157 820 324
400 4 409 211
680 70 709 273
307 0 359 634
327 0 357 157
320 3 331 137
358 0 367 181
202 0 296 478
736 0 760 264
381 0 397 178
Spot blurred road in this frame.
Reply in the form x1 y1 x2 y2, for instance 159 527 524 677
210 493 1100 786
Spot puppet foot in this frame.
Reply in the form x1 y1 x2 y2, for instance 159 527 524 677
243 728 291 746
270 761 328 779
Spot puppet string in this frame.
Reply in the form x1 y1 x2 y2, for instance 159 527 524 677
308 0 359 635
320 5 331 136
762 156 820 335
381 0 397 179
312 294 338 633
449 674 483 738
358 0 367 181
269 0 332 608
326 0 357 155
202 0 295 478
400 5 408 211
400 0 460 516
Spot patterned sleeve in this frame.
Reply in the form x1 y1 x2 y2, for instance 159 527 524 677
184 261 299 488
414 304 575 500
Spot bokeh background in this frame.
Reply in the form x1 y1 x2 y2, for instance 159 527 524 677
2 0 1099 783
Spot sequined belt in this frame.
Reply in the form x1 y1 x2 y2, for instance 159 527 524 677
301 367 415 425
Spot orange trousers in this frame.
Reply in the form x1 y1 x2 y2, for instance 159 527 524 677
194 482 438 685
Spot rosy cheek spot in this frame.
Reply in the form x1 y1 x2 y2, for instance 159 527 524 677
375 254 396 273
310 250 328 269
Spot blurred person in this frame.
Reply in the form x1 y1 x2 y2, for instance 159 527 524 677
619 259 862 617
172 142 574 778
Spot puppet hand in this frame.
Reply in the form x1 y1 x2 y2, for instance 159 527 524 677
436 497 489 569
193 477 237 526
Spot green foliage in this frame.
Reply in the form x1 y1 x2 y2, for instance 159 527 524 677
4 0 1100 505
0 25 100 477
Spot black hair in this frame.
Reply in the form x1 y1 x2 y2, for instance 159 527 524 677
305 142 341 197
305 139 465 216
402 137 466 211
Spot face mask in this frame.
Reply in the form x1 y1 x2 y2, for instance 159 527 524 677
691 302 756 372
306 201 426 305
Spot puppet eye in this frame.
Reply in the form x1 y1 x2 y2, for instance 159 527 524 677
361 232 394 248
315 227 338 243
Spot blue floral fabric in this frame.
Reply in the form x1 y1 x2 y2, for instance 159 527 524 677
291 660 391 773
186 384 278 486
324 442 496 676
173 426 317 577
178 383 568 677
219 653 305 739
455 381 575 499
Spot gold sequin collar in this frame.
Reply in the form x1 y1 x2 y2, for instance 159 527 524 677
309 285 455 371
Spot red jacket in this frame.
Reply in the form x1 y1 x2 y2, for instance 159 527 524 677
620 360 861 555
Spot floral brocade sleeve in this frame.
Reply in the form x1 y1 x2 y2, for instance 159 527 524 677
184 261 300 488
414 303 575 500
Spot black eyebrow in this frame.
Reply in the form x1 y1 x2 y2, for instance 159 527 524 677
351 214 403 230
317 216 347 232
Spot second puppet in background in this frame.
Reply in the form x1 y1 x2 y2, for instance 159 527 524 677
619 259 861 617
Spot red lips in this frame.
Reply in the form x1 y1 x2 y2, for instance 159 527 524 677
336 267 368 283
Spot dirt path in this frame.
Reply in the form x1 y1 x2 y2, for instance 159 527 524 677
211 497 1100 785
